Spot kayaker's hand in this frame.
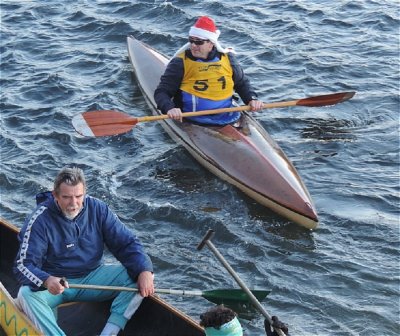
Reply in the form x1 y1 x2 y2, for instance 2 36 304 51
167 108 183 122
248 99 264 111
137 271 155 297
44 276 68 295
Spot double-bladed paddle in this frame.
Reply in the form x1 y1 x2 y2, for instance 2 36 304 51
66 283 270 305
72 91 355 137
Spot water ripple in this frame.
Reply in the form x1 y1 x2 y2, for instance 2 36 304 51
1 1 399 335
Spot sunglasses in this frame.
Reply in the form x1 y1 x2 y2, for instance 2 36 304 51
188 38 209 45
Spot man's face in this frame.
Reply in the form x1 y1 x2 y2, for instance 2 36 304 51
189 37 214 59
53 182 85 220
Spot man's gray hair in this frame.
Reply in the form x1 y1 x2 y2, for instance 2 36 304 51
53 166 86 195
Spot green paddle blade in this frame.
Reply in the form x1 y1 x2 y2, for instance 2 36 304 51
202 289 270 305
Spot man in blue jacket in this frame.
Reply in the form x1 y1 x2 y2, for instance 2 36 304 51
14 166 154 336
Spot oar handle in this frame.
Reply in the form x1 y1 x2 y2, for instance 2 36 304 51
67 283 203 296
136 101 299 123
135 91 355 124
68 283 139 292
197 229 287 336
136 105 250 123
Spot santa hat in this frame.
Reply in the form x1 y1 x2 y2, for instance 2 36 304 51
172 16 234 58
189 16 221 44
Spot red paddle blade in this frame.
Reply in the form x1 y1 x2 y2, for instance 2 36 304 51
296 91 355 107
72 110 138 137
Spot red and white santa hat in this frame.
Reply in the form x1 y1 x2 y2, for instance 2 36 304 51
172 16 233 58
189 16 221 44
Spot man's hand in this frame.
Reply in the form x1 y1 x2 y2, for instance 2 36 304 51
44 276 69 295
167 108 183 122
137 271 154 297
264 316 289 336
249 99 264 111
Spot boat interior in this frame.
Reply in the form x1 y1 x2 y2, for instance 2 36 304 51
0 220 204 336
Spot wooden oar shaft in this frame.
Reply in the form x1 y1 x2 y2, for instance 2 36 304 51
67 283 203 296
197 229 286 336
136 101 297 123
135 91 354 123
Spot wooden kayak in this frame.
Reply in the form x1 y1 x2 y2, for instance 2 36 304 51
0 217 205 336
127 36 318 229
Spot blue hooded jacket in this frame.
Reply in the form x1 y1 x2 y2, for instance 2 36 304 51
13 191 153 289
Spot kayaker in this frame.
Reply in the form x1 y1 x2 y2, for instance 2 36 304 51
154 15 264 125
200 305 244 336
13 166 154 336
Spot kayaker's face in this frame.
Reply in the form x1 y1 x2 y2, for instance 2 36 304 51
189 37 213 59
53 182 85 220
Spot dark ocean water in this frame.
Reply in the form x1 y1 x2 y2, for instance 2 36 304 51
1 1 399 335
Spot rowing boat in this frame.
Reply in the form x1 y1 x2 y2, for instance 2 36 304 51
126 35 318 229
0 217 205 336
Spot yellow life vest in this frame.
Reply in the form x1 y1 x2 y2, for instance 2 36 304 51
178 52 234 100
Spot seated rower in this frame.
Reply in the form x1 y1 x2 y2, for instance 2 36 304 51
13 166 154 336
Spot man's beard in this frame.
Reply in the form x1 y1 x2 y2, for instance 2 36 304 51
64 207 82 220
65 213 77 220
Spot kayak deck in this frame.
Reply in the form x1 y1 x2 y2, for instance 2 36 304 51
127 35 318 229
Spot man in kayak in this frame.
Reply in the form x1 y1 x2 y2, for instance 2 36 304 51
13 166 154 336
154 15 263 125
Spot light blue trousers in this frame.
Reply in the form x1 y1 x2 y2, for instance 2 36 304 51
17 264 143 336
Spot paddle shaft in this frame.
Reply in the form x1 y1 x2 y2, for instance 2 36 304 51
135 91 355 123
67 283 204 296
65 283 269 303
136 102 287 123
197 229 286 336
